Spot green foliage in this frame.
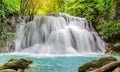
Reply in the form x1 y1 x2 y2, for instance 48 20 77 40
0 10 7 20
2 0 20 17
0 0 20 22
20 0 64 15
3 0 20 12
0 22 16 48
113 42 120 48
64 0 114 21
0 0 18 48
1 26 16 39
2 0 63 16
97 21 120 42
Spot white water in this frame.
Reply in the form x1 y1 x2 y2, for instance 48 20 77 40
15 13 107 54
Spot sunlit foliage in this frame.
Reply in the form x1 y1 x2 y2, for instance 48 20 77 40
21 0 43 15
2 0 62 16
64 0 114 21
3 0 20 14
21 0 62 15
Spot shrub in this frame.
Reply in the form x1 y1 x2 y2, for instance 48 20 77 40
97 20 120 42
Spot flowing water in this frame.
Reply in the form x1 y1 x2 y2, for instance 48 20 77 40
15 13 107 54
0 54 119 72
0 13 108 72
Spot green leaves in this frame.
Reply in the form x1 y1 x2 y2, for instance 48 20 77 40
0 10 6 20
3 0 20 13
64 0 113 22
97 21 120 42
2 0 64 16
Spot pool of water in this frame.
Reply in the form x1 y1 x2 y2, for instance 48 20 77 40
0 54 118 72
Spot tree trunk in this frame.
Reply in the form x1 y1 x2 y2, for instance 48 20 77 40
113 0 120 20
90 61 120 72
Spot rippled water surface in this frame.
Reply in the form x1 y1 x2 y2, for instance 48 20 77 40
0 54 104 72
1 54 120 72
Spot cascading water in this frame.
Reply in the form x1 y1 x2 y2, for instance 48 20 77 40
15 13 107 54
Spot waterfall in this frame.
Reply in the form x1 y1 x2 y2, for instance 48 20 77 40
15 13 107 54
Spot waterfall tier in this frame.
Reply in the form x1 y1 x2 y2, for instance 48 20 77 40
15 13 107 54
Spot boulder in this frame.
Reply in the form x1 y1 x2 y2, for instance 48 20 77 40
106 50 120 56
106 42 120 56
112 42 120 52
78 56 117 72
0 58 33 71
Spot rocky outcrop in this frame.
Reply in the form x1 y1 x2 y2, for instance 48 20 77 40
106 50 120 56
78 57 117 72
106 42 120 56
112 43 120 52
0 58 33 72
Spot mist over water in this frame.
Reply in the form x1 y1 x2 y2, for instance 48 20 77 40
15 13 107 54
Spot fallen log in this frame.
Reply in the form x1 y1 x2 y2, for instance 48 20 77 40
90 61 120 72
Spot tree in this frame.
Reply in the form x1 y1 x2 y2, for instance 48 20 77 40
113 0 120 20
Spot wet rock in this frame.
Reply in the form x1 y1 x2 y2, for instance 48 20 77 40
113 67 120 72
0 58 33 71
112 42 120 52
78 56 117 72
106 50 120 56
0 69 16 72
106 43 113 49
0 69 24 72
106 42 120 56
17 69 24 72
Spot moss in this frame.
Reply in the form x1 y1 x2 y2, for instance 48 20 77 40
114 42 120 47
106 50 120 56
112 42 120 52
78 57 117 72
0 58 33 71
106 42 120 55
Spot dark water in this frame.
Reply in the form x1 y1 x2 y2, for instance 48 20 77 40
0 54 105 72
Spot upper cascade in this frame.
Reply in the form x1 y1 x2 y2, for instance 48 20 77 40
15 13 107 54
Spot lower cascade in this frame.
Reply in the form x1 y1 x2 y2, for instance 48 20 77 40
15 13 107 54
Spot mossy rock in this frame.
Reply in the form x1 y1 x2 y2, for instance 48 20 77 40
106 42 120 55
78 56 117 72
106 50 120 56
112 42 120 52
0 58 33 71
